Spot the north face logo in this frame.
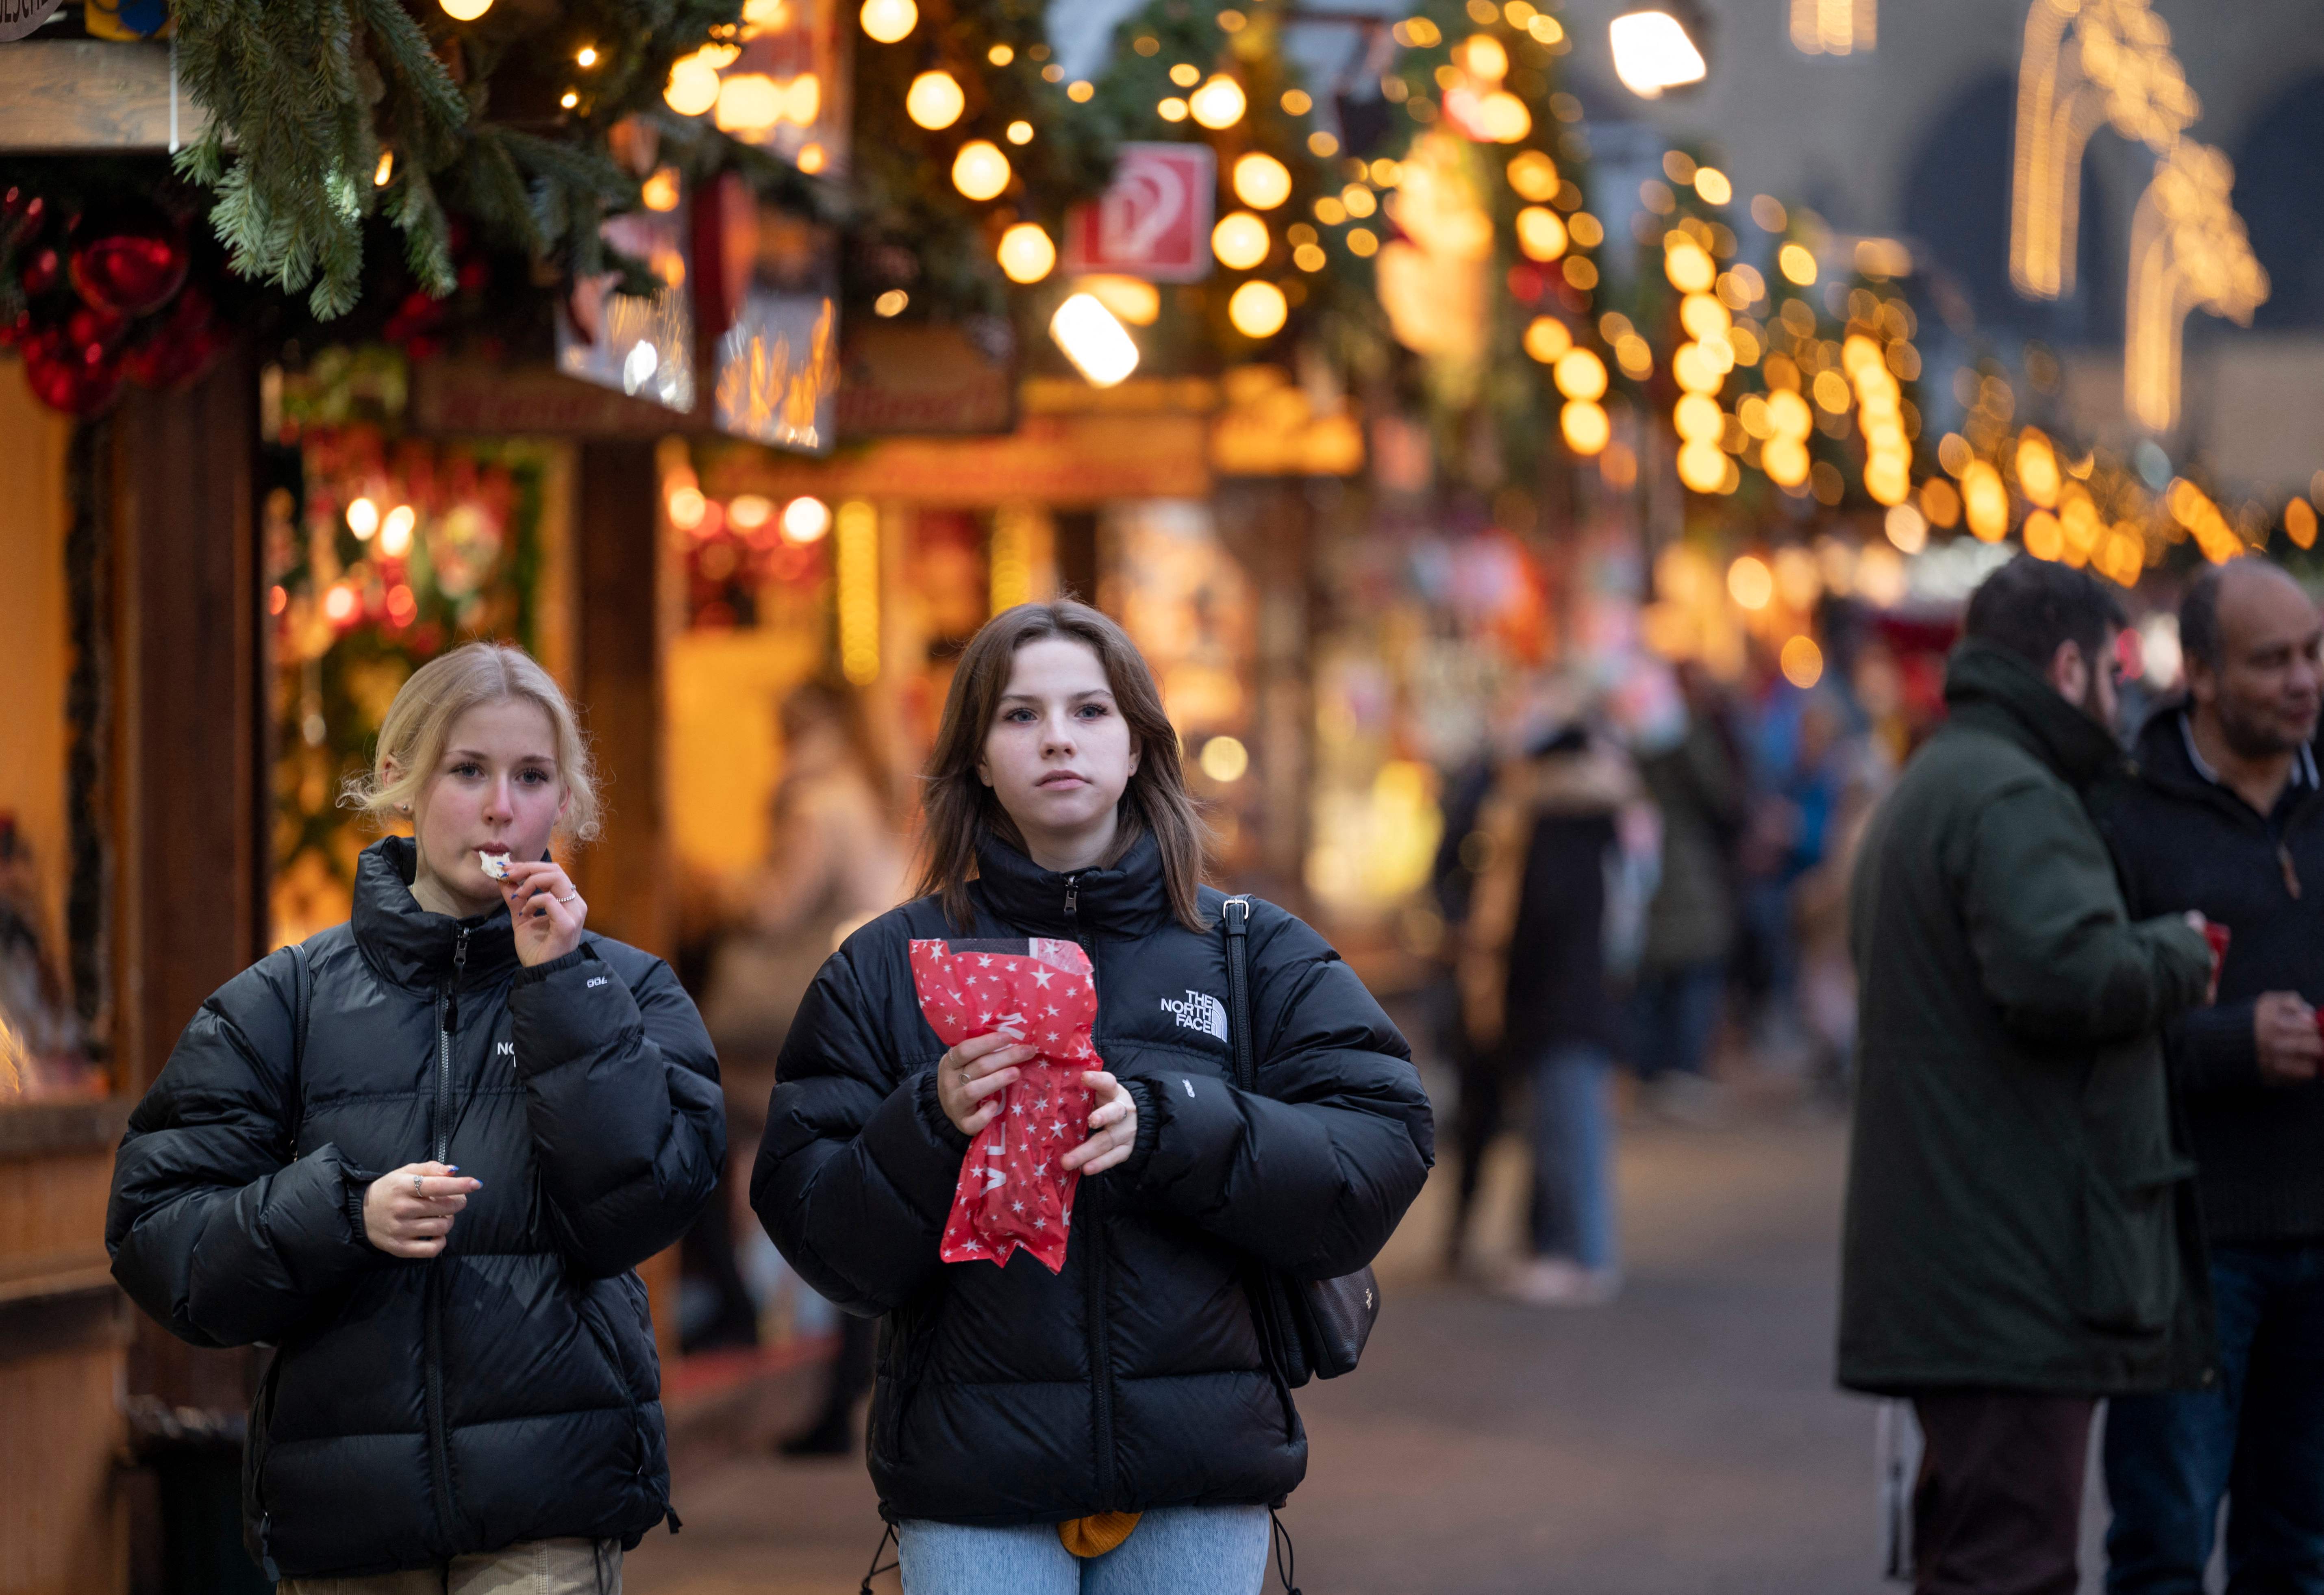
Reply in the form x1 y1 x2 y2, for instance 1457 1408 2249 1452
1161 990 1227 1042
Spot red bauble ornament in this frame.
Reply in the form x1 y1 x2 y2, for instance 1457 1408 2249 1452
65 300 129 357
21 246 61 298
121 285 225 390
22 328 124 417
69 224 187 317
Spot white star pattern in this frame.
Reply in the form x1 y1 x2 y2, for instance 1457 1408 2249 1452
913 937 1099 1274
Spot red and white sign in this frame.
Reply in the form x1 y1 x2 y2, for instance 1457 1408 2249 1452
1061 142 1217 283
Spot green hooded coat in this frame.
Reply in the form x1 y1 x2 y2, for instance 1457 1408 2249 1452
1838 641 2217 1396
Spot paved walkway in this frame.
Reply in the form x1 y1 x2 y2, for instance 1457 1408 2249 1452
624 1102 1932 1594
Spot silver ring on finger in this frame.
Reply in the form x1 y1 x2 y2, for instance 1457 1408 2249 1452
413 1175 424 1196
555 892 578 904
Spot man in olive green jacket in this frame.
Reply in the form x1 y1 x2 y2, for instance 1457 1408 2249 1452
1841 556 2218 1595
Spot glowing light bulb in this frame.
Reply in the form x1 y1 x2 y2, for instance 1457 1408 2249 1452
782 496 833 544
952 140 1011 201
997 222 1057 283
346 497 380 539
1778 242 1818 285
1674 393 1723 442
374 150 395 187
1728 555 1774 609
1522 317 1573 363
576 46 598 67
1007 120 1034 144
667 486 708 530
906 70 965 130
1233 153 1293 211
1561 400 1611 455
1678 440 1729 493
1780 636 1824 689
1515 206 1568 262
1189 75 1247 129
1227 280 1288 338
1475 92 1531 142
1199 736 1250 783
860 0 917 43
727 494 774 531
1553 348 1608 402
1509 151 1560 202
439 0 492 20
1211 211 1270 271
1694 167 1731 205
1885 504 1928 554
1078 275 1160 325
665 53 722 116
1679 293 1730 341
1665 240 1715 293
1763 437 1811 487
1608 9 1706 99
380 504 417 557
641 167 681 212
1050 293 1140 386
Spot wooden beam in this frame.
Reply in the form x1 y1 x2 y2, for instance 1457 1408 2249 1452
0 41 209 152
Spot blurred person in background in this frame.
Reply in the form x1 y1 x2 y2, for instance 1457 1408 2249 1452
1457 713 1643 1306
1790 687 1894 1099
1629 662 1746 1122
1841 557 2218 1595
1430 751 1502 1274
2095 561 2324 1595
700 681 909 1454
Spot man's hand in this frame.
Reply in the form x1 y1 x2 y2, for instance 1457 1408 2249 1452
2253 991 2322 1086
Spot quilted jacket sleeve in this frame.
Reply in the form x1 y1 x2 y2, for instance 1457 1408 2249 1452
1958 780 2213 1046
509 939 726 1278
750 923 966 1317
107 949 378 1348
1120 905 1435 1280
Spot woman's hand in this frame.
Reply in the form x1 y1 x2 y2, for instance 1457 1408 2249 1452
363 1161 483 1258
936 1030 1035 1138
500 859 586 967
1062 1071 1137 1176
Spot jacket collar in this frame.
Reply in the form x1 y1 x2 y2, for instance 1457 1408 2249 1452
350 836 522 989
2131 699 2324 811
970 830 1171 940
1943 639 2126 791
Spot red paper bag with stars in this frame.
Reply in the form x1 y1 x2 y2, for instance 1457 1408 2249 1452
909 937 1100 1273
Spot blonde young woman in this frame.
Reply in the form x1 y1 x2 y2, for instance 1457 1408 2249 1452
753 601 1433 1595
107 643 724 1593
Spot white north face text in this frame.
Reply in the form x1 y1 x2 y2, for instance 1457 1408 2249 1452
1161 989 1228 1042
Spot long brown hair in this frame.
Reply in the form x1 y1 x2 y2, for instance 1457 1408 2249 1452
915 600 1209 932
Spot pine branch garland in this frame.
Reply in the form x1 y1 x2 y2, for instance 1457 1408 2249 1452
170 0 743 320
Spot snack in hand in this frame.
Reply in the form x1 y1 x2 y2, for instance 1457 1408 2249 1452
478 851 513 881
910 937 1100 1273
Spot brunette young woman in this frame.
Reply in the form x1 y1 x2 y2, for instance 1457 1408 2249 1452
108 643 725 1593
752 600 1434 1595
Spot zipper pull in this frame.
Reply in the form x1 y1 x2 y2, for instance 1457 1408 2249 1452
2283 843 2303 900
447 927 470 1031
1063 876 1079 922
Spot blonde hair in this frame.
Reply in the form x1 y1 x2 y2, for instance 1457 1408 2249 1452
342 643 602 843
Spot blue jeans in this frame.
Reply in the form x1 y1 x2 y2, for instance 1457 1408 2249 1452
1527 1045 1617 1270
1628 961 1723 1080
2104 1243 2324 1594
896 1506 1271 1595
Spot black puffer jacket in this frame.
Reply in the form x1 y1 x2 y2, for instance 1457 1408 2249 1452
107 837 724 1579
751 834 1434 1525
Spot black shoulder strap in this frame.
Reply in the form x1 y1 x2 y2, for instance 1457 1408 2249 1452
1221 895 1257 1093
285 941 312 1159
